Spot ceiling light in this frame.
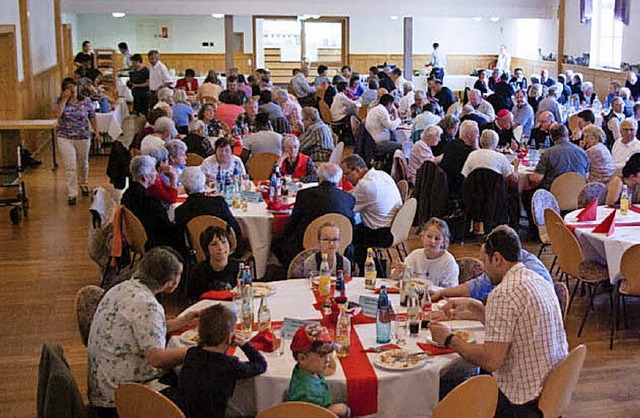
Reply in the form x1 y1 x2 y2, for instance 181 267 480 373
390 16 399 20
111 12 126 18
211 14 224 19
490 17 500 22
471 17 482 22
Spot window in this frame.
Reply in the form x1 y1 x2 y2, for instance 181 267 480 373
590 0 623 69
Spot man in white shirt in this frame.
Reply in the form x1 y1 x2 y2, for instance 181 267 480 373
430 42 446 79
468 89 496 123
140 117 174 155
390 68 407 96
611 119 640 168
398 82 415 119
341 154 402 274
291 65 318 108
430 225 568 418
365 94 402 154
330 82 358 124
242 113 283 157
147 50 172 93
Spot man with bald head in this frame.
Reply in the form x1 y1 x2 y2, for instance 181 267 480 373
611 119 640 168
468 89 496 123
440 120 480 195
529 111 555 149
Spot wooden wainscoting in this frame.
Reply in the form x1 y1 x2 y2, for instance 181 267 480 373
159 53 253 76
0 25 20 121
511 57 558 80
349 54 497 77
23 66 61 153
561 64 626 103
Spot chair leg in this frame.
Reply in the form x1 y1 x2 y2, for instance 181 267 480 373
550 255 557 275
395 246 404 262
578 284 596 337
622 294 629 329
567 278 581 314
402 242 408 258
610 289 618 350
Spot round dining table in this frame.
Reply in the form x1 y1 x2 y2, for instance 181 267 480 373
564 205 640 283
168 278 483 418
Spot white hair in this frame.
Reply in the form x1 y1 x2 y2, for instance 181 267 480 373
547 85 559 98
173 88 188 103
282 134 300 150
188 119 206 134
402 81 414 91
622 118 638 130
422 125 443 141
165 139 187 158
180 166 206 194
480 130 499 150
130 155 157 182
154 116 175 135
272 88 289 102
317 163 343 184
620 87 632 100
459 120 479 139
144 146 168 163
582 81 594 93
157 87 173 101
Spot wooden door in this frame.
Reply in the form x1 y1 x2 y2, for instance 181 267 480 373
0 26 19 121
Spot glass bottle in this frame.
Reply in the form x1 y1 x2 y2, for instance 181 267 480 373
269 164 281 201
399 263 411 307
376 285 391 344
620 184 630 216
318 253 332 297
407 284 420 337
335 269 347 303
335 303 351 358
257 295 272 332
364 248 377 290
242 284 253 339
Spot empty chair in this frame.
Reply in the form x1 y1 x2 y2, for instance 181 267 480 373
329 142 345 165
257 401 338 418
373 198 417 262
531 189 561 259
75 285 105 346
247 152 280 180
319 100 332 124
115 382 185 418
120 206 148 261
431 375 499 418
550 172 587 212
457 257 484 283
611 244 640 348
185 152 204 167
537 345 587 418
577 182 607 208
302 213 353 255
287 249 317 279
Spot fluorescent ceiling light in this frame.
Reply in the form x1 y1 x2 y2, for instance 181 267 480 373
471 17 482 22
390 15 399 20
490 17 500 22
111 12 126 18
211 13 224 19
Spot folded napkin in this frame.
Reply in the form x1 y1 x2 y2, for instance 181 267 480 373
362 343 401 353
374 287 399 294
592 209 616 236
629 204 640 214
249 329 280 352
176 195 188 203
265 199 294 212
199 290 235 301
417 342 456 356
259 188 271 201
576 200 598 221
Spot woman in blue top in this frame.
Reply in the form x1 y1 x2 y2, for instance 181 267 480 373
52 77 98 205
171 89 194 135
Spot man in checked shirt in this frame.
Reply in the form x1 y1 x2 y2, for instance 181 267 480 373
430 225 568 418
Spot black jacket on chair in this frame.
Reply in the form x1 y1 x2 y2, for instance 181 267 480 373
462 168 507 228
413 160 450 227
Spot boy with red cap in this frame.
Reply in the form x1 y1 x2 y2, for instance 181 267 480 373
287 324 350 417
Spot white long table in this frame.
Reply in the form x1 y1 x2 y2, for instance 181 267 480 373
170 278 483 418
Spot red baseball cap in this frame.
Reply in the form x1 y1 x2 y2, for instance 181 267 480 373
290 324 334 353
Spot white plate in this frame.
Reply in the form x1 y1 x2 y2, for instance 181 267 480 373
252 283 276 298
372 349 428 371
179 329 200 346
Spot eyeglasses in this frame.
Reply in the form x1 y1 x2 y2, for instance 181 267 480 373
320 238 340 243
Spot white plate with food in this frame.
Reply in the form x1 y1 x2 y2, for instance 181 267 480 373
424 330 475 347
180 329 200 346
252 283 276 298
372 349 428 371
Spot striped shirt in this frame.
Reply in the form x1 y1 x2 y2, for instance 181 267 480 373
485 263 568 404
586 142 615 184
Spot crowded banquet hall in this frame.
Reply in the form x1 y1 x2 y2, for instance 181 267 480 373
4 0 640 417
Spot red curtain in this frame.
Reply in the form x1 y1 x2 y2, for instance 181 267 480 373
614 0 630 25
580 0 593 23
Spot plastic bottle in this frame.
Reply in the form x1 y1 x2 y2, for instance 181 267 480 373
269 165 281 201
216 170 223 194
242 265 252 286
336 303 351 358
376 285 391 344
620 184 630 216
364 248 377 290
335 269 347 302
318 253 332 297
257 295 272 332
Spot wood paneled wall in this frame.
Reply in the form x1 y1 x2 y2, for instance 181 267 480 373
157 53 254 76
561 64 626 103
349 54 498 77
511 57 558 80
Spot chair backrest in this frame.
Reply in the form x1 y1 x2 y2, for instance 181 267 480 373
390 198 417 247
186 215 238 263
568 113 580 134
538 345 587 418
391 149 407 182
554 281 570 319
319 100 332 124
115 382 185 418
287 248 316 279
329 142 345 165
302 213 353 254
620 244 640 295
544 208 584 278
550 172 588 212
431 375 499 418
513 125 524 143
397 179 410 203
350 115 362 138
257 401 338 418
185 152 204 167
220 121 232 135
358 104 368 120
201 95 217 104
456 257 484 284
247 152 280 180
121 207 148 257
75 285 105 346
577 182 607 208
287 85 296 95
531 189 560 227
315 87 326 99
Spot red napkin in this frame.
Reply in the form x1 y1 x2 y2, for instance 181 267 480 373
176 195 187 203
339 177 354 192
629 204 640 214
199 290 235 301
265 199 294 212
374 287 399 294
576 200 598 221
259 188 271 201
249 329 280 352
361 343 401 353
592 209 616 236
417 342 456 356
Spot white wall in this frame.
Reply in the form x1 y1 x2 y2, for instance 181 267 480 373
0 0 23 81
563 0 591 59
501 18 558 60
29 0 57 74
621 1 640 64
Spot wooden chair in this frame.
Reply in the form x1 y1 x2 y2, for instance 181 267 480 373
605 176 624 206
329 142 344 165
373 198 417 263
319 100 332 124
247 153 279 180
185 152 204 167
115 382 185 418
350 115 361 138
287 248 316 279
257 401 337 418
397 179 410 203
457 257 484 284
531 189 560 267
567 113 580 134
431 375 498 418
130 148 142 158
185 215 238 263
220 121 232 135
611 244 640 348
303 213 353 255
537 345 587 418
554 281 570 320
201 95 217 104
331 131 339 146
544 209 610 337
315 87 326 100
75 285 105 346
121 207 148 262
287 85 296 95
577 182 607 208
358 104 368 120
549 172 587 212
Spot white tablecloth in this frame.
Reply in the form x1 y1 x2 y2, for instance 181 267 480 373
170 278 482 418
413 75 478 93
93 99 128 141
564 206 640 283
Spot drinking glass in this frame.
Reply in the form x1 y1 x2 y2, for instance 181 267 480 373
309 270 319 290
393 306 406 345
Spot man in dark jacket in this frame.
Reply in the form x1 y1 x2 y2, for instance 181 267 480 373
439 120 479 196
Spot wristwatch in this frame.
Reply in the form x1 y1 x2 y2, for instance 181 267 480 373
444 333 455 348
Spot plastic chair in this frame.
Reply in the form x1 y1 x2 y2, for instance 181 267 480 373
329 142 344 165
550 172 587 212
247 153 279 180
397 179 410 203
457 257 484 284
612 244 640 348
115 382 185 418
121 207 148 261
431 375 498 418
373 198 417 262
185 215 238 263
531 189 561 266
537 345 587 418
257 401 337 418
75 285 105 346
319 100 332 124
287 248 316 279
302 213 353 255
185 152 204 167
577 182 607 208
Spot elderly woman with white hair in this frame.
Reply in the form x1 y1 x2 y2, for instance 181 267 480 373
171 88 194 135
408 125 443 184
277 134 318 183
140 116 175 155
298 107 335 163
580 81 598 106
153 87 174 118
121 155 180 249
461 130 518 183
165 139 187 175
273 88 304 134
144 146 178 205
183 119 214 158
582 125 615 183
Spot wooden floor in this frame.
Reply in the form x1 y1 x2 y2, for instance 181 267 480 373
1 152 640 418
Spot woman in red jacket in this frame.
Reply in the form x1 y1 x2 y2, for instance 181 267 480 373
278 134 318 183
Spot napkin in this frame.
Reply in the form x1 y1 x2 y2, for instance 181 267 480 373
576 200 598 221
361 343 401 353
199 290 235 301
176 195 188 203
265 200 294 212
374 287 399 294
249 329 280 352
629 204 640 214
417 342 456 356
592 209 616 236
